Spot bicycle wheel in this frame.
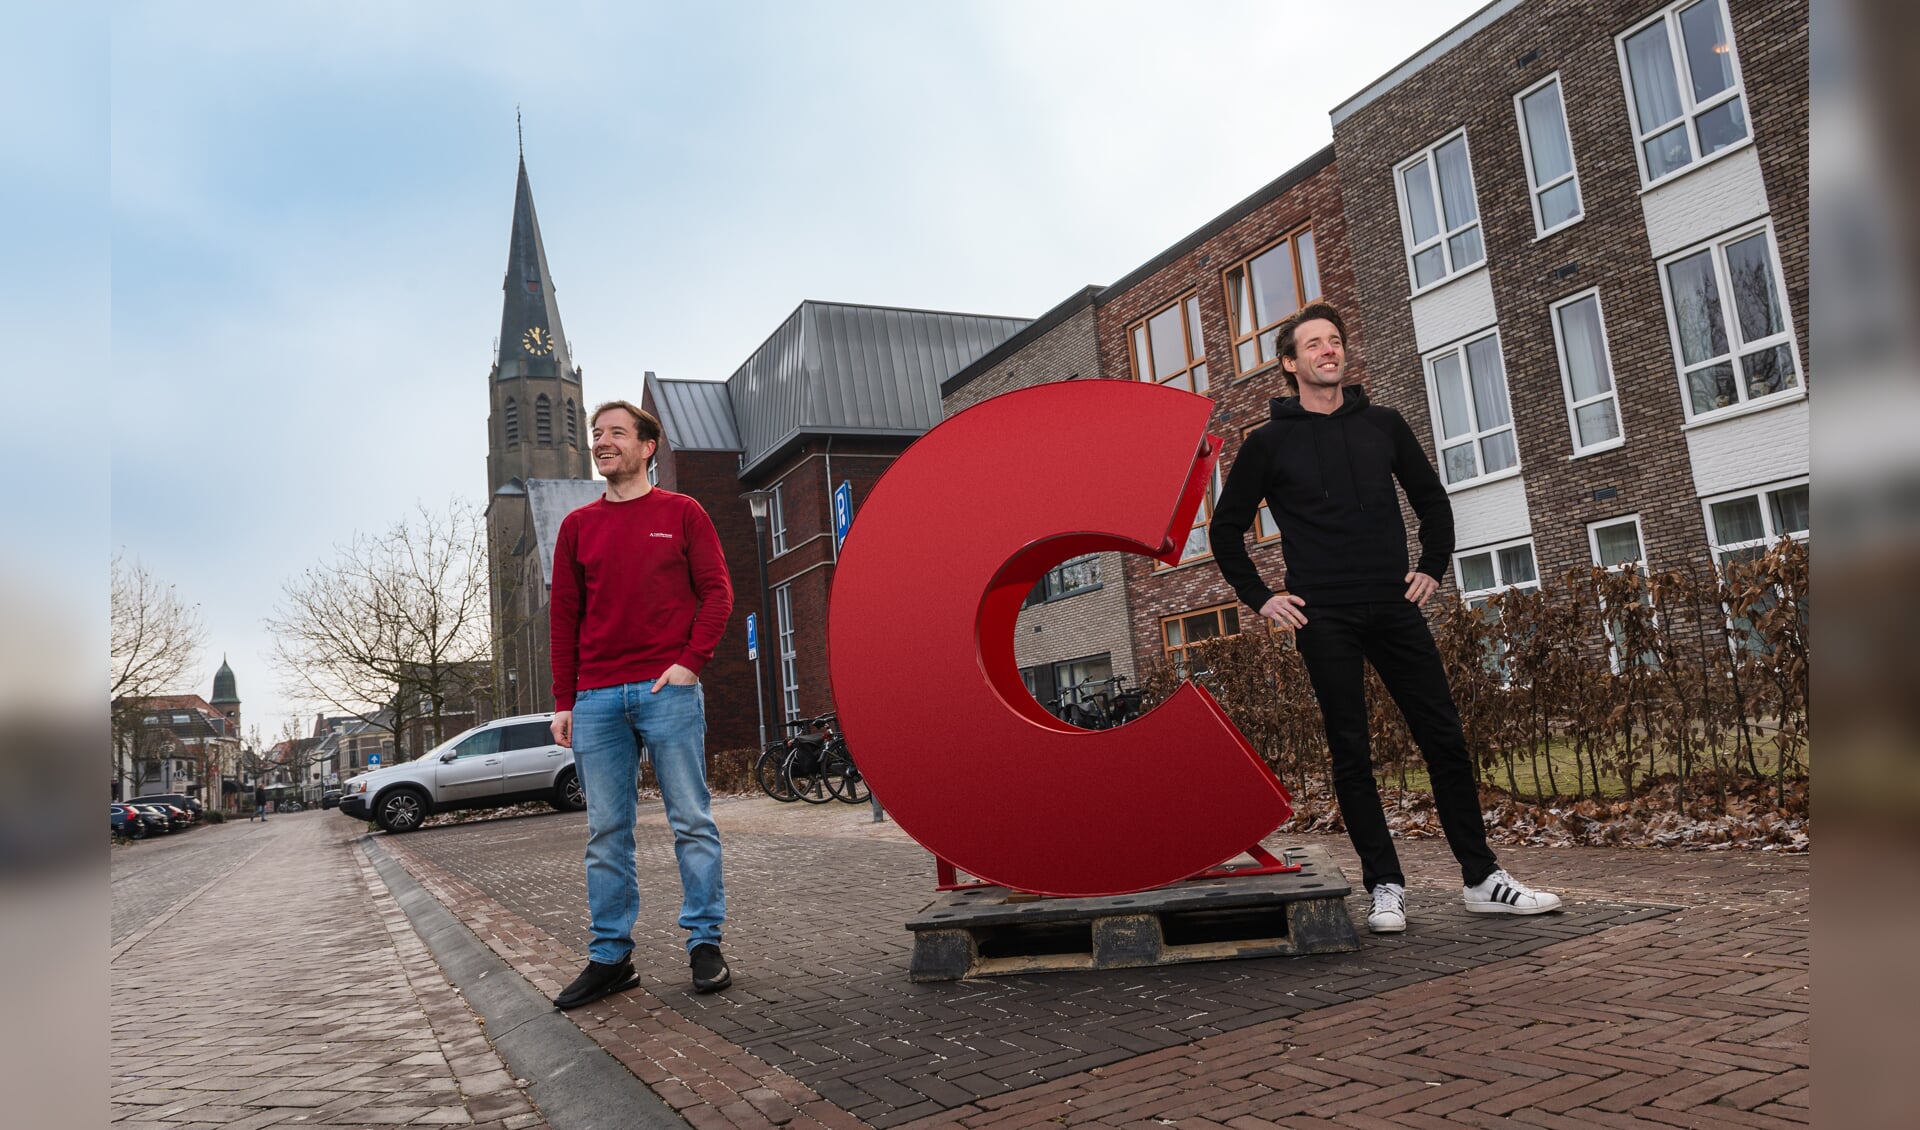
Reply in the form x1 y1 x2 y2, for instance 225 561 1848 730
786 757 835 804
757 747 798 802
827 751 870 804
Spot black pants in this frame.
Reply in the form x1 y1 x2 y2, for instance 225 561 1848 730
1293 600 1498 892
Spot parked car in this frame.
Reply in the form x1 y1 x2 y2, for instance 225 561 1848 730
110 804 145 839
320 790 342 810
130 794 205 821
154 802 195 829
337 713 583 833
129 804 175 834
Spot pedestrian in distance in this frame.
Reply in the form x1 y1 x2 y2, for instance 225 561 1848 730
1209 301 1561 935
252 784 268 823
548 399 735 1010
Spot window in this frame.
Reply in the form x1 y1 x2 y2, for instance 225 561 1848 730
1617 0 1749 186
1161 604 1241 674
774 584 799 723
1157 465 1224 568
1027 554 1101 606
535 394 553 446
450 728 502 760
1423 331 1517 487
171 713 190 725
504 398 519 446
497 721 554 751
1455 538 1541 608
1515 74 1583 236
1589 515 1653 673
1704 480 1809 566
1395 131 1484 291
565 399 578 447
1129 294 1209 394
768 483 788 556
1660 223 1802 420
1551 291 1623 455
1223 228 1321 375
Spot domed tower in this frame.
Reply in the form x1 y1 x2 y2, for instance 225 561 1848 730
210 655 241 734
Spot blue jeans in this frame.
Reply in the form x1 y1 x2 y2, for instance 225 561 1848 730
571 681 725 963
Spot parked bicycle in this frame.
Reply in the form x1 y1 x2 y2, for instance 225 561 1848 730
756 714 834 803
1044 674 1145 730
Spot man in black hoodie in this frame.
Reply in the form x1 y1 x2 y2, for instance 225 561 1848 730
1211 301 1559 934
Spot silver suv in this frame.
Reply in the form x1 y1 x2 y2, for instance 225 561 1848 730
336 713 584 833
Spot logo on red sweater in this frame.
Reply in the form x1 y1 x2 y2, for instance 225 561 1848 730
650 532 674 539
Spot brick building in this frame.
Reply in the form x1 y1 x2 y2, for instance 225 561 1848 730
650 302 1028 746
1092 146 1364 677
1329 0 1809 610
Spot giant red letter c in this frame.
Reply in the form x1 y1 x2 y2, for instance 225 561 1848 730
827 380 1291 897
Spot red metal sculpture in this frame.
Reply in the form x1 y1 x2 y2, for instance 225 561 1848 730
827 379 1293 897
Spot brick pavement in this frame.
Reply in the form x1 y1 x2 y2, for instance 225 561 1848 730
111 811 549 1129
378 796 1808 1128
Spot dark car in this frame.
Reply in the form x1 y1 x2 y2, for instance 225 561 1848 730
320 790 342 810
129 804 174 834
131 794 205 821
110 804 146 839
153 802 195 829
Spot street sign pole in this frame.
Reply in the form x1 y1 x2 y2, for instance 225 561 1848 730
747 613 766 750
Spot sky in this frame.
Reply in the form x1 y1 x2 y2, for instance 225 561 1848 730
108 0 1488 745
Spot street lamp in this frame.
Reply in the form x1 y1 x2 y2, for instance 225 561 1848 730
740 489 776 751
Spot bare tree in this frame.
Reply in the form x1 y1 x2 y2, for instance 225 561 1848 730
110 553 207 796
265 499 494 759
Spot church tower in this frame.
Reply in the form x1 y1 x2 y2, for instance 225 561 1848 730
486 135 593 716
210 655 240 735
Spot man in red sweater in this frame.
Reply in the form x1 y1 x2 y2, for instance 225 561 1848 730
548 400 735 1009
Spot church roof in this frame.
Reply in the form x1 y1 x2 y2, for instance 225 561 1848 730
526 478 607 588
496 156 576 382
725 301 1029 477
647 375 742 452
210 657 239 705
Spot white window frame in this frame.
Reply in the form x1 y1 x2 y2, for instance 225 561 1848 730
1393 129 1486 295
1588 515 1650 674
1702 477 1809 565
1157 464 1225 569
774 583 799 723
1615 0 1752 189
768 483 788 556
1422 329 1520 491
1514 73 1584 238
1549 288 1625 457
1453 537 1542 607
1657 220 1804 424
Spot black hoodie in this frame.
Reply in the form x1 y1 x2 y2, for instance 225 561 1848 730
1210 385 1453 611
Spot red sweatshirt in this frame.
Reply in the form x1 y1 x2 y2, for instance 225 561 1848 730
549 488 734 711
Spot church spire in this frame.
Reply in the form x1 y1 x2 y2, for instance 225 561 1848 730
496 141 575 382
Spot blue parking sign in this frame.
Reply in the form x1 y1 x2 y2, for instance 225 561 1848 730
746 612 758 661
834 480 853 552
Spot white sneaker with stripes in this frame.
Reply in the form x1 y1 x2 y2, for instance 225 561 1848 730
1462 869 1562 915
1366 882 1407 933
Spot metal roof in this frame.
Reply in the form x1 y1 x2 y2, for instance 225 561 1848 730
647 375 742 452
526 478 606 587
727 301 1029 476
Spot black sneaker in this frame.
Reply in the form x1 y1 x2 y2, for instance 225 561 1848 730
552 956 639 1010
690 943 731 993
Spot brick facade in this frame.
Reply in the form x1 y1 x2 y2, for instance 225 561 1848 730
1088 150 1365 675
1330 0 1809 590
747 436 912 731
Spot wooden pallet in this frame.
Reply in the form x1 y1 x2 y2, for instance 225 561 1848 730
905 845 1359 981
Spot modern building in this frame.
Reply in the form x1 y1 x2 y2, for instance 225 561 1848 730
1329 0 1809 605
484 149 597 716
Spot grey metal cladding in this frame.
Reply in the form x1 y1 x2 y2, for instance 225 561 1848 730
651 377 742 452
527 478 607 587
727 301 1029 474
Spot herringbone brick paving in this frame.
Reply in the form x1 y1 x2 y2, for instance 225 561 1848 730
380 795 1806 1127
111 812 547 1129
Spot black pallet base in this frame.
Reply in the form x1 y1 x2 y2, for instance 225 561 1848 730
905 845 1359 981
